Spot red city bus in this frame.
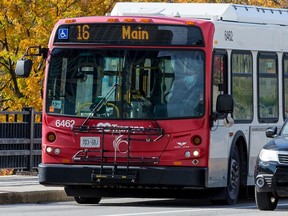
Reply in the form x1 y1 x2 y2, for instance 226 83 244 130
17 2 288 205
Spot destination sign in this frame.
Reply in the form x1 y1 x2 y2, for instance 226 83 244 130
54 23 204 46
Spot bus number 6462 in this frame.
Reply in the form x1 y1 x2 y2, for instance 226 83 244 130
55 120 75 128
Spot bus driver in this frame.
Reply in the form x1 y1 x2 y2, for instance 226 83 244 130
166 51 204 117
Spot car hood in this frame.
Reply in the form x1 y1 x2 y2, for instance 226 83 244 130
265 135 288 151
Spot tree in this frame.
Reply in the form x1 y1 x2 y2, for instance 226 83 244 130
176 0 288 7
0 0 286 112
0 0 117 111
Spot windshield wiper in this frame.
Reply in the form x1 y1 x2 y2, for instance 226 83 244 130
81 84 118 126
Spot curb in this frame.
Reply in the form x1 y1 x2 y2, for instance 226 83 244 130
0 190 73 204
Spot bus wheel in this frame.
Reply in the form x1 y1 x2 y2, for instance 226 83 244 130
226 145 241 204
74 196 101 204
255 189 278 210
210 146 241 205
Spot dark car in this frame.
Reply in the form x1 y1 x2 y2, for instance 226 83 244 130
254 121 288 210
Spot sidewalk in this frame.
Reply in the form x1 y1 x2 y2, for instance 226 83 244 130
0 175 73 204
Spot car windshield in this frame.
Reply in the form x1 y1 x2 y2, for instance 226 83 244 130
281 121 288 135
45 48 204 119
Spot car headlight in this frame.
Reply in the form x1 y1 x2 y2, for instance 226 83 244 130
259 149 278 162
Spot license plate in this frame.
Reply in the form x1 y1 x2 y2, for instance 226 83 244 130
80 137 100 148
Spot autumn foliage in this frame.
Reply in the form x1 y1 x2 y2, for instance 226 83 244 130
0 168 14 176
0 0 286 112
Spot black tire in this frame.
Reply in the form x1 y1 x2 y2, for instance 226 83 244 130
226 146 241 204
74 196 101 204
212 146 241 205
255 188 278 210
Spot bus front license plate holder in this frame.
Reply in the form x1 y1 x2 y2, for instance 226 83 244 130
80 137 100 148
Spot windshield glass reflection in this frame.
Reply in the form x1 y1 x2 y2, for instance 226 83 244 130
46 48 204 119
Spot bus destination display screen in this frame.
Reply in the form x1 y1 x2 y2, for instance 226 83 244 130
54 23 204 46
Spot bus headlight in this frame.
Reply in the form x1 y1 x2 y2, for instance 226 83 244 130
185 151 191 158
185 150 201 158
54 148 61 155
46 146 53 153
192 150 200 157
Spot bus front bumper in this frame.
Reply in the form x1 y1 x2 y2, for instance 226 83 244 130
38 163 207 188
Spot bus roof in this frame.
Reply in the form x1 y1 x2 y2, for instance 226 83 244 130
111 2 288 26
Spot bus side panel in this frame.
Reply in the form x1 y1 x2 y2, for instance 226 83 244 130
208 122 230 187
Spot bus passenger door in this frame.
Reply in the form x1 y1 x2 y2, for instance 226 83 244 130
208 49 230 187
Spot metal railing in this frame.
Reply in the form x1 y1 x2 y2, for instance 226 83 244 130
0 107 42 171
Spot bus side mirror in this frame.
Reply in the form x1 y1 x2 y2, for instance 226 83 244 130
15 59 32 77
216 94 233 114
211 94 234 128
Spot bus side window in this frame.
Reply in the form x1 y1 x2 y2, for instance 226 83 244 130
212 50 228 112
231 51 253 121
284 53 288 119
258 52 278 122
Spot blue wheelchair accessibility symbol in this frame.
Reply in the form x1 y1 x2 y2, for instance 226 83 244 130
58 28 68 39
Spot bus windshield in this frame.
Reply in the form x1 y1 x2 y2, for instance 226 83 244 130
46 48 204 119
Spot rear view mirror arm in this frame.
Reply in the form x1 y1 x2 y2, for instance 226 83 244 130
15 46 48 78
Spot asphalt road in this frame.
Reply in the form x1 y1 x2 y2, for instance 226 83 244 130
1 198 288 216
1 175 287 215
